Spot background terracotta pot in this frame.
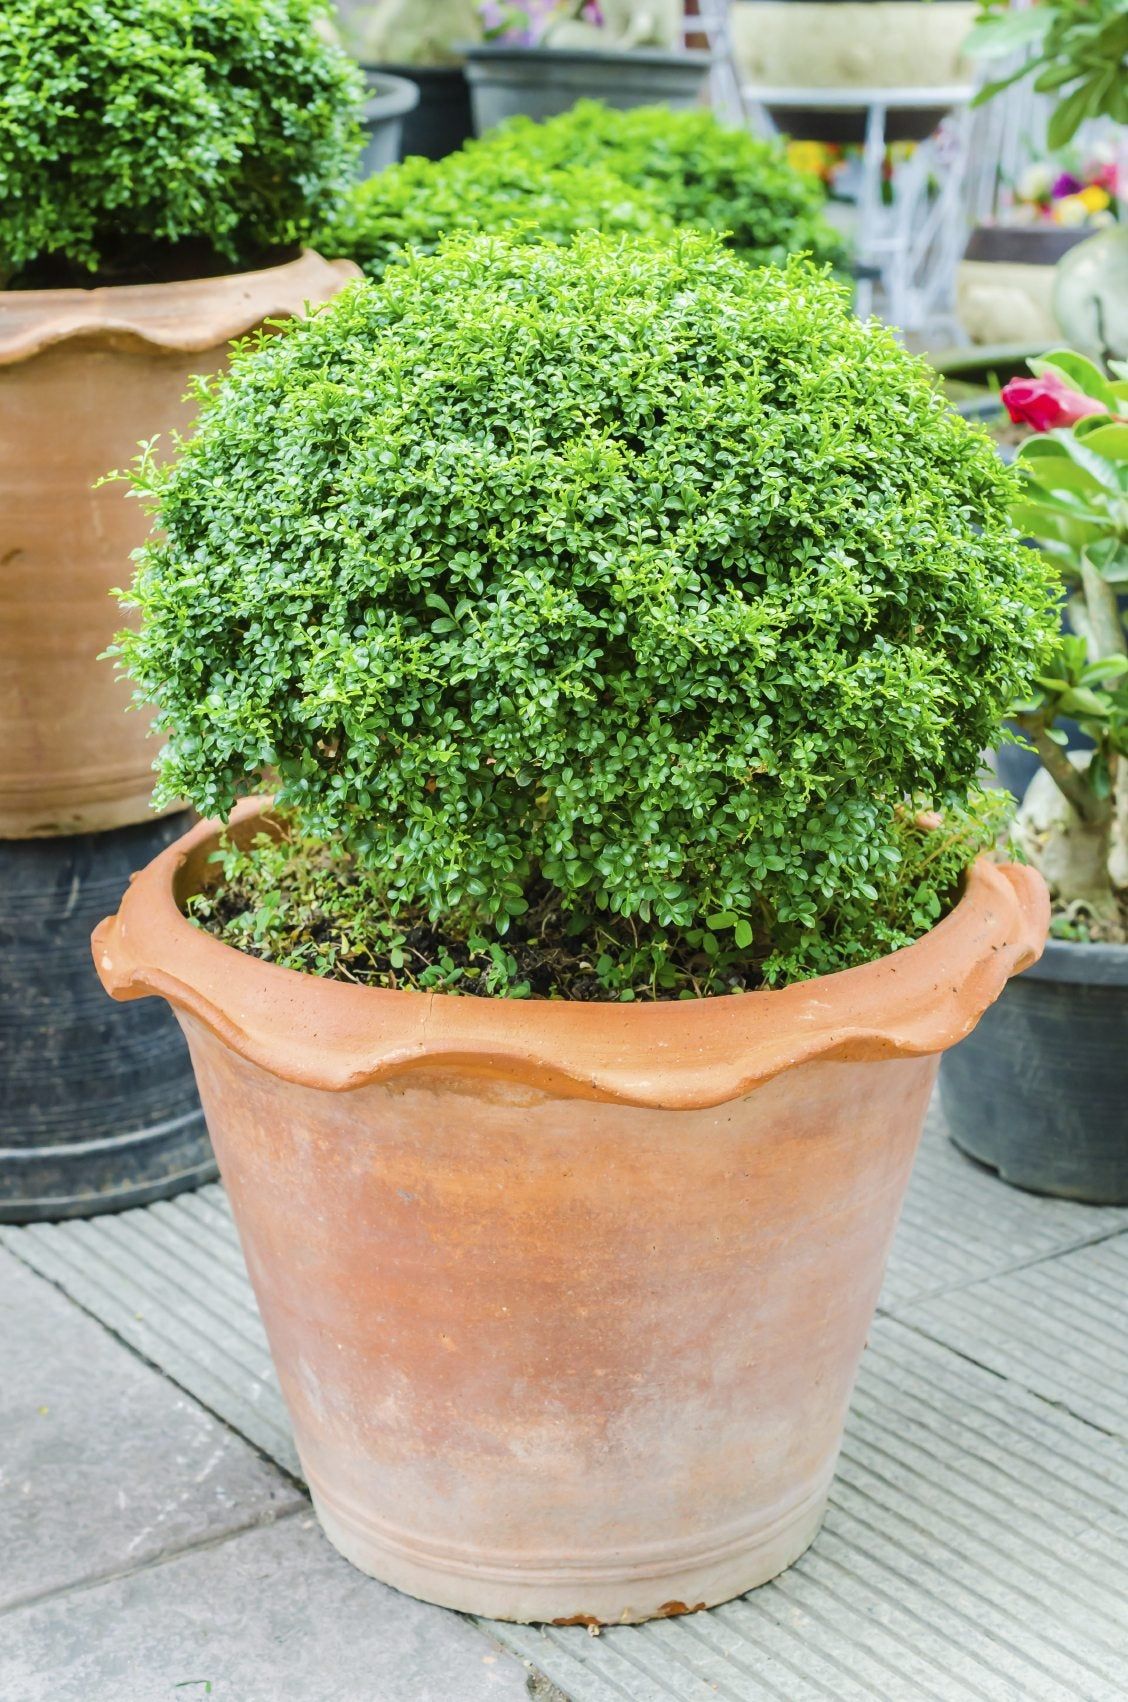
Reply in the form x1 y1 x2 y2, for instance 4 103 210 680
0 252 358 838
93 802 1047 1623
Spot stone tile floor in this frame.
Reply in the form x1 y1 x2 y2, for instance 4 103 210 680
2 1094 1127 1702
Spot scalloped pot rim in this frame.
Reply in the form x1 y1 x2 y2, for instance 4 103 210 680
92 799 1049 1110
0 250 360 364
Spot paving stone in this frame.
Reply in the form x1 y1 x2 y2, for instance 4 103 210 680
0 1513 533 1702
0 1199 298 1474
0 1247 301 1613
492 1323 1128 1702
901 1229 1128 1438
879 1100 1128 1313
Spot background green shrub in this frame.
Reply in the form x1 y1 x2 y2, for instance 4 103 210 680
116 231 1054 991
0 0 363 282
462 102 846 271
315 149 672 283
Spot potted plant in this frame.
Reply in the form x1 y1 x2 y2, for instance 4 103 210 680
730 0 977 144
454 100 847 270
95 232 1051 1620
0 0 362 838
0 0 361 1219
464 1 711 133
333 0 480 160
942 350 1128 1202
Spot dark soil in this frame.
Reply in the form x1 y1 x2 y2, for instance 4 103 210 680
193 860 765 1002
8 238 301 291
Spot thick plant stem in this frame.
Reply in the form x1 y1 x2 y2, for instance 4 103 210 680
1014 762 1119 924
1017 713 1108 825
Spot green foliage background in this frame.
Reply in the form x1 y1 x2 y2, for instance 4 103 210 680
0 0 363 280
316 148 672 283
317 101 844 282
461 103 846 271
968 0 1128 144
115 231 1055 991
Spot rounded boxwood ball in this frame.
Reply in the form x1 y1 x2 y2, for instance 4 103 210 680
117 231 1056 985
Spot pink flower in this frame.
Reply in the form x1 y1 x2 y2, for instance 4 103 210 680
1001 373 1105 432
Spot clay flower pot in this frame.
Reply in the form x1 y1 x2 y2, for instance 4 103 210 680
93 801 1047 1623
0 252 357 839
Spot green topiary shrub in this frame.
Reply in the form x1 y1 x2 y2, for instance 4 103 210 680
461 101 846 271
0 0 364 284
114 230 1055 995
314 148 672 283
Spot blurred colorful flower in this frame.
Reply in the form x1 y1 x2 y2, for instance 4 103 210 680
1016 162 1053 203
1079 184 1112 213
1051 172 1083 199
1001 373 1105 432
1054 194 1091 227
786 140 834 178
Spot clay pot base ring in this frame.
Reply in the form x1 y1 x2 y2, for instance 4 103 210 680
310 1465 833 1624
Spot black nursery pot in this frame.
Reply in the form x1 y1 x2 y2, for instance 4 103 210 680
939 939 1128 1204
365 62 474 160
0 814 214 1222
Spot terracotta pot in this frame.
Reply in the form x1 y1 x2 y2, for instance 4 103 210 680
0 252 358 839
92 801 1047 1623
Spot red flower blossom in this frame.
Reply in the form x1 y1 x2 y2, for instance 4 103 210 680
1001 373 1105 432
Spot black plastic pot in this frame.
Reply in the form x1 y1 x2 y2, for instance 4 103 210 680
0 814 214 1222
939 938 1128 1204
463 44 711 133
964 226 1089 268
764 100 959 146
359 70 420 176
363 62 474 161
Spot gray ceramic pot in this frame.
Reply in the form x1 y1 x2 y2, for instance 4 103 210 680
359 70 421 176
463 44 711 133
940 937 1128 1204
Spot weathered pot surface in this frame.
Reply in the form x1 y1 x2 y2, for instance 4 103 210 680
93 801 1047 1622
0 252 358 838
